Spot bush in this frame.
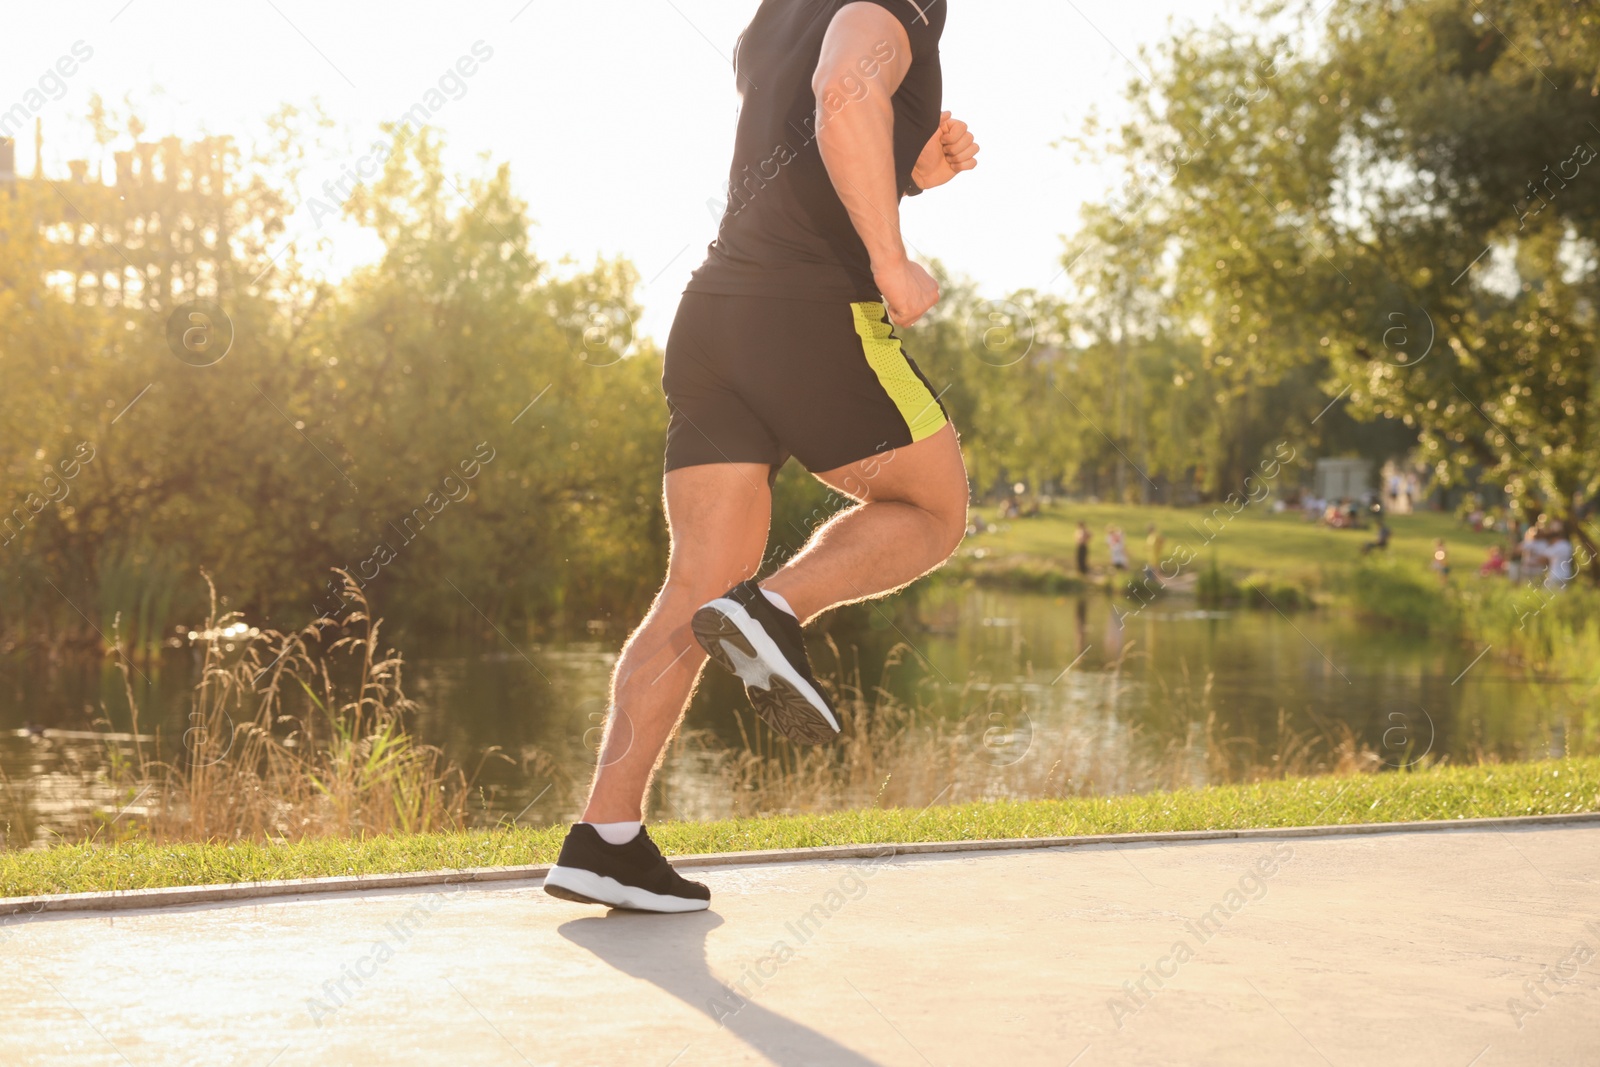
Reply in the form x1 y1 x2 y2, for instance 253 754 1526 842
941 553 1090 594
1337 558 1454 633
1241 571 1311 611
1196 556 1241 606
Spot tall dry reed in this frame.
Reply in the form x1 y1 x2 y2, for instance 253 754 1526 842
95 571 477 844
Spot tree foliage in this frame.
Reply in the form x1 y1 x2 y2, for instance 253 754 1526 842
1 117 665 647
8 0 1600 649
1064 0 1600 564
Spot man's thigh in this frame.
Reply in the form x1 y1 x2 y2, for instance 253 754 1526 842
662 463 773 592
810 422 967 516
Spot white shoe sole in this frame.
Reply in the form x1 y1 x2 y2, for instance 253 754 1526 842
697 598 840 734
543 865 710 913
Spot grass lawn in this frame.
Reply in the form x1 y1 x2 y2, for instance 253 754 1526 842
4 757 1594 899
957 499 1504 588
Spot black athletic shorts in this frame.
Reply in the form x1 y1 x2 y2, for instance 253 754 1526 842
661 293 950 483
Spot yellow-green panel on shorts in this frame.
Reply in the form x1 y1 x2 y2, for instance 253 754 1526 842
849 301 947 442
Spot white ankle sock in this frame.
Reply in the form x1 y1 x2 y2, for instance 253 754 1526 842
584 820 641 846
760 587 797 618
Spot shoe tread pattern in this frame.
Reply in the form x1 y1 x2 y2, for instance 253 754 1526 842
691 606 838 745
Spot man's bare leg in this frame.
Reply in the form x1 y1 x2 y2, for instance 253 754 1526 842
580 426 963 819
580 463 771 823
762 423 967 624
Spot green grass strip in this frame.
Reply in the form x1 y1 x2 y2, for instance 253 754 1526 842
5 757 1598 898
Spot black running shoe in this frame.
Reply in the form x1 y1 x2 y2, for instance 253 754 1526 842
543 824 710 913
692 580 841 745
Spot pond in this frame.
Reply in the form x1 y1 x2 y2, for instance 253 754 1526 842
0 585 1579 846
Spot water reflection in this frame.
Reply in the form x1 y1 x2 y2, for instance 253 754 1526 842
0 587 1583 844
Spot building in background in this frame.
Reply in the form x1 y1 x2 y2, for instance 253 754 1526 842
1313 457 1371 504
0 124 238 311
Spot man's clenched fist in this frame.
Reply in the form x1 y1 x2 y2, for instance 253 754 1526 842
874 256 941 327
911 111 980 192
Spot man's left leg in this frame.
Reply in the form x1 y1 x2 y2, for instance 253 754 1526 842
544 461 770 913
582 462 771 822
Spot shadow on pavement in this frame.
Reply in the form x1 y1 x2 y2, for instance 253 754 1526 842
558 910 884 1067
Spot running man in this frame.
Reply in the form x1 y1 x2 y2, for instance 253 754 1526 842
544 0 978 912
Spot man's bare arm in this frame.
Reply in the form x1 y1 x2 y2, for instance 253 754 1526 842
812 3 939 325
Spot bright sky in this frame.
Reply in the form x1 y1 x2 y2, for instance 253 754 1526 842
5 0 1247 340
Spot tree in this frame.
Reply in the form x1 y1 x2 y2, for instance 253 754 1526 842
1064 0 1600 572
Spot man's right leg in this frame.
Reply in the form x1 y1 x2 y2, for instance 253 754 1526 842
681 297 964 745
580 461 772 823
762 423 968 625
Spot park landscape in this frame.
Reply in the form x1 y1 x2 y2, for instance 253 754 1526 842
1 2 1599 1062
2 0 1598 893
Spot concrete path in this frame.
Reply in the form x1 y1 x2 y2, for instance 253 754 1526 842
2 823 1597 1066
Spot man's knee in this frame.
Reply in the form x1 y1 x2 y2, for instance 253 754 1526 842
660 556 761 608
931 493 968 558
904 429 967 558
